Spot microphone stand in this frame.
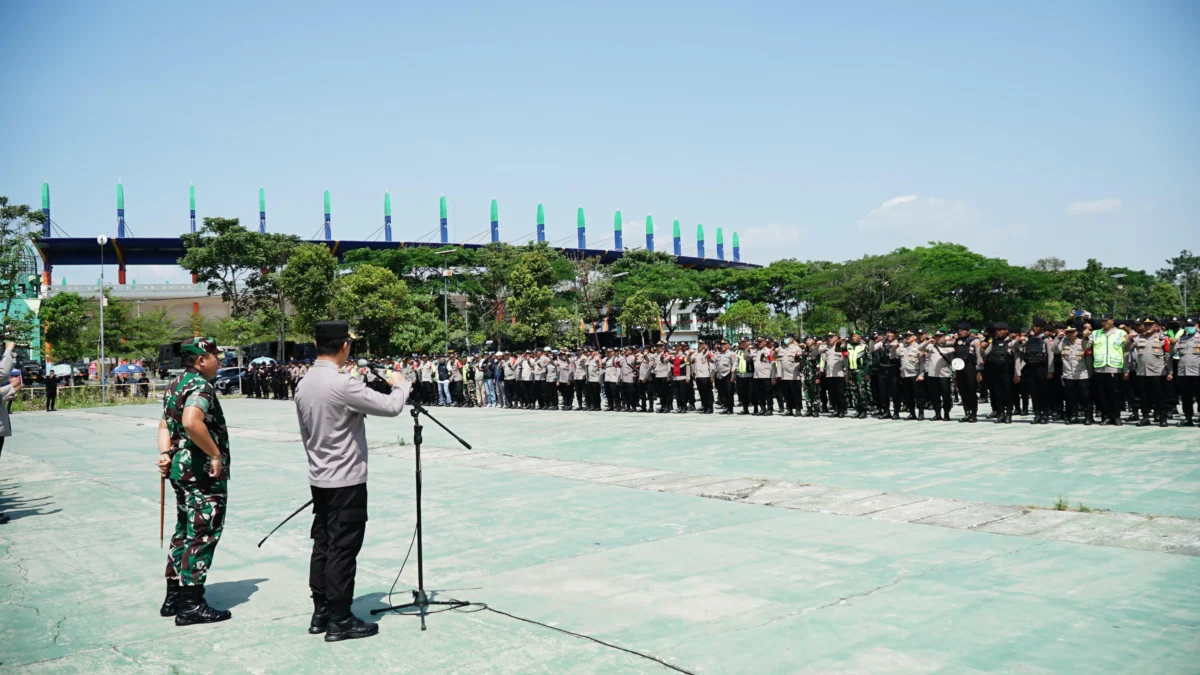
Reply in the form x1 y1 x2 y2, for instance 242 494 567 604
368 367 474 631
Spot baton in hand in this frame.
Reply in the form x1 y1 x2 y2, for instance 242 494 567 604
159 476 165 549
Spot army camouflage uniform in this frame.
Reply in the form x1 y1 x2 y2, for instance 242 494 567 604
163 369 230 587
846 342 871 415
802 347 822 415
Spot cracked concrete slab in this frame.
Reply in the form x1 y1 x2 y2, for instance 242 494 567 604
1096 517 1200 553
1028 511 1149 545
917 503 1026 529
826 492 929 517
866 497 969 523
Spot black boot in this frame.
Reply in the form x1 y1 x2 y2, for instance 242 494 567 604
160 579 181 617
1182 417 1195 427
1137 417 1151 427
324 611 379 642
174 585 232 626
309 599 330 635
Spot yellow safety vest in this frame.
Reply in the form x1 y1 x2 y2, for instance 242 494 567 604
1092 329 1124 369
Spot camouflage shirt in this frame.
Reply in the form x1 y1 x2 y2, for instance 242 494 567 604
163 370 231 484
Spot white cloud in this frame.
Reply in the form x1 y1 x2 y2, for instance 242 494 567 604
857 195 981 230
738 223 808 262
1066 198 1121 216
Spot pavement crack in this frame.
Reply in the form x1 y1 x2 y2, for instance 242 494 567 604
52 616 65 644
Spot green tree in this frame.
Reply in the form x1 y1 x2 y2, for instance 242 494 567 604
124 308 183 367
618 290 660 345
179 217 295 319
717 300 771 337
0 196 46 341
1156 249 1198 316
40 292 92 363
610 249 703 340
281 243 339 335
507 249 558 346
331 264 411 355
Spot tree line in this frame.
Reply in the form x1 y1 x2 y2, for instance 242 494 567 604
10 210 1198 361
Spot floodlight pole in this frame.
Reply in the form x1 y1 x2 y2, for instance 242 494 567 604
98 235 109 404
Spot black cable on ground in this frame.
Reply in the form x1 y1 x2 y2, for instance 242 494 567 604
383 523 696 674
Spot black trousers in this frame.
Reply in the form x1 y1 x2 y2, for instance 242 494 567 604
735 377 751 412
1093 372 1121 422
786 380 802 413
310 483 368 617
1177 376 1198 420
693 377 713 412
1063 378 1092 420
656 377 672 411
560 381 573 407
1021 363 1049 417
955 368 978 417
823 377 846 415
988 367 1014 417
605 382 620 410
621 382 637 410
673 379 689 410
752 378 771 410
877 368 900 414
588 382 602 409
925 377 951 414
1137 375 1166 419
45 388 57 411
714 378 729 410
899 376 918 414
575 380 586 408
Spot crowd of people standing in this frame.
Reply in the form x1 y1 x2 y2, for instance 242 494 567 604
240 314 1199 428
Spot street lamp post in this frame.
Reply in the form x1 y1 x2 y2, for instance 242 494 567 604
436 249 455 353
1177 274 1189 315
1110 273 1127 316
97 235 109 404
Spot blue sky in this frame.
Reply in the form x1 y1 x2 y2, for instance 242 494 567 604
1 1 1196 284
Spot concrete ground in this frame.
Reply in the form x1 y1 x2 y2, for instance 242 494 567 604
1 399 1198 674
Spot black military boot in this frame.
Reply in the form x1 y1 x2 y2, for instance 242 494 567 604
309 599 330 635
1136 417 1151 427
160 579 181 617
174 585 232 626
324 611 379 642
1182 417 1195 427
1083 415 1094 426
1158 415 1168 428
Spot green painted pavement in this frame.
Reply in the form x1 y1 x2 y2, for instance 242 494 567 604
1 401 1197 673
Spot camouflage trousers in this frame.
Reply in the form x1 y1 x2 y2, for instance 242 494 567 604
847 370 870 412
802 368 821 407
165 479 227 586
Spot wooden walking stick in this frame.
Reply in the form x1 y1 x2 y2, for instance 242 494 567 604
159 476 165 548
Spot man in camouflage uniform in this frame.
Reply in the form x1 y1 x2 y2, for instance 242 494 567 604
802 337 822 417
156 337 233 626
845 332 871 418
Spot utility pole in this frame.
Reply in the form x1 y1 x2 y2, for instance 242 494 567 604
97 235 108 404
1111 273 1126 316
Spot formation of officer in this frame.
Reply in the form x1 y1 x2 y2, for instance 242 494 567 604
245 362 307 400
245 315 1199 428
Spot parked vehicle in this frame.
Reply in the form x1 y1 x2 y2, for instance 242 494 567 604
18 360 42 383
213 367 246 395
